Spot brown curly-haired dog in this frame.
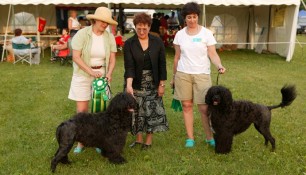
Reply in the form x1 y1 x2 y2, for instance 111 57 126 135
205 85 296 154
51 92 137 172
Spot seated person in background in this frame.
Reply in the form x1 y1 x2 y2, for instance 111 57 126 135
160 14 170 46
11 28 40 64
50 28 70 61
167 11 179 30
115 30 125 50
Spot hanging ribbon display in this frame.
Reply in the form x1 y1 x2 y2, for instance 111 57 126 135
171 88 182 112
38 17 46 32
91 77 110 113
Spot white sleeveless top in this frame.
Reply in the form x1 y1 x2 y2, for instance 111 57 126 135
90 32 106 66
69 17 80 28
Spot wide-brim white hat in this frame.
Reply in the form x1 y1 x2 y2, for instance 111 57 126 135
86 7 118 26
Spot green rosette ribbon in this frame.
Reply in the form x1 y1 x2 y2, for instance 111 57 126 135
91 77 110 113
171 88 182 112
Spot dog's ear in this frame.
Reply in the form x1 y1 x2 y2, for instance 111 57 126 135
107 92 136 114
205 87 215 105
220 87 233 109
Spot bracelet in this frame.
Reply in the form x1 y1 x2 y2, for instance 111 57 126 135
159 84 165 87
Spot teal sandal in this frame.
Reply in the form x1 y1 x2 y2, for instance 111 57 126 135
185 139 195 148
205 139 216 147
73 146 83 154
95 148 102 154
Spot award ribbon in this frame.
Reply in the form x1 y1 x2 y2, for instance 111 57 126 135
171 88 182 112
91 77 110 113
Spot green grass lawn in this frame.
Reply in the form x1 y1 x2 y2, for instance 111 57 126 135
0 36 305 175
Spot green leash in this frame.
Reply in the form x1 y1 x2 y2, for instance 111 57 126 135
91 77 110 113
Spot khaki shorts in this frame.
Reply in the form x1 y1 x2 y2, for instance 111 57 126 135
174 71 212 104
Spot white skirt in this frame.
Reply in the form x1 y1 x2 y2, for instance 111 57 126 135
68 67 105 101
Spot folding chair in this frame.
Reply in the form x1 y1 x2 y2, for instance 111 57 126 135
52 38 72 66
12 42 33 65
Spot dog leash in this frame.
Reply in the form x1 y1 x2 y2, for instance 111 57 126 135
216 69 222 85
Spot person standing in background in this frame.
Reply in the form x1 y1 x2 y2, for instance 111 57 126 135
68 10 81 37
150 13 160 37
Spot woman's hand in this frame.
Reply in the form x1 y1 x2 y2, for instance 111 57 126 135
126 85 134 96
90 70 103 78
158 84 165 97
105 73 112 83
170 76 175 89
218 65 226 74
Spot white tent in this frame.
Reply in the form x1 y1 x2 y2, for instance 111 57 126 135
0 0 300 62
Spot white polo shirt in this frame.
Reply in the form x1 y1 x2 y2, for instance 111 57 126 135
173 26 217 74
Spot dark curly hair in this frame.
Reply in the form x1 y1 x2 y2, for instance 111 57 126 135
133 13 152 27
181 2 201 19
14 28 22 36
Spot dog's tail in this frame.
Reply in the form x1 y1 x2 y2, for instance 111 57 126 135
268 85 297 110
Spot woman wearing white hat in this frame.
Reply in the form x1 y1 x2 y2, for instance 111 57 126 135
67 7 118 153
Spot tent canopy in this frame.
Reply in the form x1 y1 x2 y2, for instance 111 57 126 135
0 0 300 6
0 0 300 62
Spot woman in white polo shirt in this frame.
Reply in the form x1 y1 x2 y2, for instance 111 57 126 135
68 7 117 153
172 2 226 148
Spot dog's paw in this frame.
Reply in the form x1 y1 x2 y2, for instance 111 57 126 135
50 164 57 173
60 159 71 164
110 156 126 164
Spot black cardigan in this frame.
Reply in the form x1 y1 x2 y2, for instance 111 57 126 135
124 34 167 90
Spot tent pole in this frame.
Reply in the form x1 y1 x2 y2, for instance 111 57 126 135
12 5 15 31
287 5 300 61
267 5 271 51
202 4 206 27
1 4 12 62
108 3 111 32
246 6 250 49
36 6 41 46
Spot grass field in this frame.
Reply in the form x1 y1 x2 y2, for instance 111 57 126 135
0 36 305 175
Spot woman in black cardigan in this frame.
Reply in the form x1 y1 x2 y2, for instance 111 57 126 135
124 13 168 150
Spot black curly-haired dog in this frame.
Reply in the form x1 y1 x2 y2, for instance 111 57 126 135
205 85 296 154
51 92 137 172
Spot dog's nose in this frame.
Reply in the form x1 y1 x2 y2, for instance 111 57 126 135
212 95 220 105
213 95 220 101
